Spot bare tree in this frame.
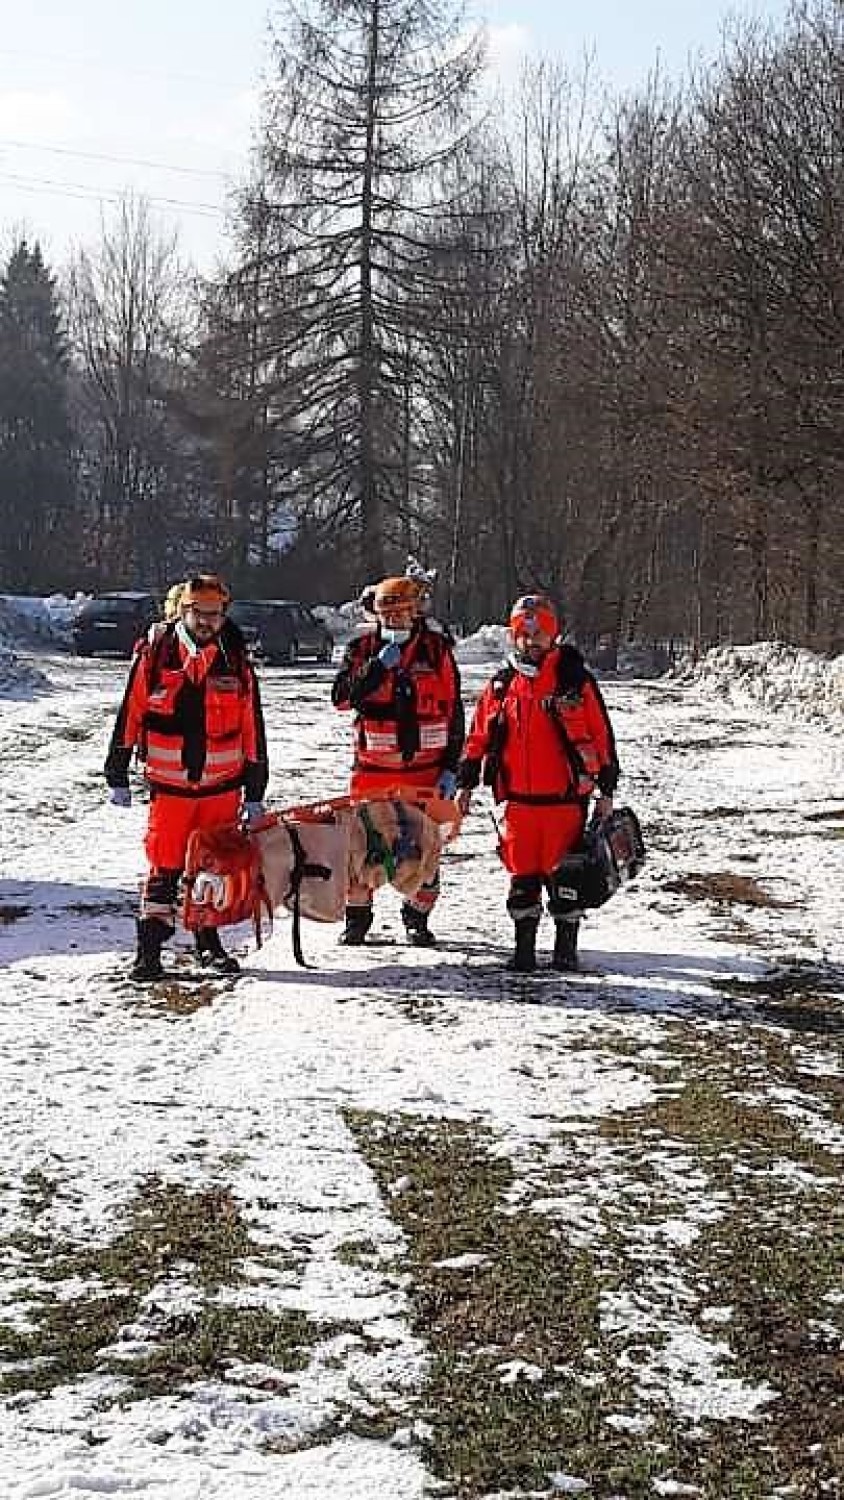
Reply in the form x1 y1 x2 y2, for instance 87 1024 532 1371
68 195 196 585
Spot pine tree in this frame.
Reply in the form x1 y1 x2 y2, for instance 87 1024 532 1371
0 240 78 591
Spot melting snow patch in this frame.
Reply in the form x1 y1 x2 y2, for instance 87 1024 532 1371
431 1251 488 1270
605 1411 654 1434
652 1483 702 1496
497 1359 544 1385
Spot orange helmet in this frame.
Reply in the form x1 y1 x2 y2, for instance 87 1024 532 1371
180 573 231 615
508 593 559 641
373 575 426 622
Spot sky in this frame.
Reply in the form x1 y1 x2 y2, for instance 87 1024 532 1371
0 609 841 1492
0 0 793 275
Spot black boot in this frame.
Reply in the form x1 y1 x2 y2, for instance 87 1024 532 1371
510 917 539 973
551 918 580 972
129 917 171 982
195 927 241 974
401 903 437 948
339 905 373 946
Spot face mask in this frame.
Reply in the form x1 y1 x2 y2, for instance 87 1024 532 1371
382 626 411 645
508 650 540 677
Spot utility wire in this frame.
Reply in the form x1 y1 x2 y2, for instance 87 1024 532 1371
0 170 226 219
0 138 234 180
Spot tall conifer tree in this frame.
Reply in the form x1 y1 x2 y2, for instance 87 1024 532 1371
0 241 77 590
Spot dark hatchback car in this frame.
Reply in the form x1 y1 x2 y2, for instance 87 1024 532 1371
228 599 334 666
72 591 159 657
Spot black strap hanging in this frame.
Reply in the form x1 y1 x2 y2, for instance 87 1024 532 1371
282 824 332 967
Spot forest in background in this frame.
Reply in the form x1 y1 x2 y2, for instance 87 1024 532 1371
1 0 843 655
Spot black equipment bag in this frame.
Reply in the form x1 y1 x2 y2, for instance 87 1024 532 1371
550 806 646 912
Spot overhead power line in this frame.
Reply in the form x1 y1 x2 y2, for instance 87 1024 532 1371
0 169 226 219
0 137 234 181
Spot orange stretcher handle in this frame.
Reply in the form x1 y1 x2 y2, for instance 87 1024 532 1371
254 785 463 838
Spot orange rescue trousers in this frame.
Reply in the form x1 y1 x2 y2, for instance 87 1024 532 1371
140 788 242 922
499 801 585 877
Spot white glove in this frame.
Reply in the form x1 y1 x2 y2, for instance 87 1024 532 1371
109 786 131 808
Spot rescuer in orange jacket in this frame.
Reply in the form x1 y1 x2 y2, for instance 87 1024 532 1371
455 593 619 973
331 573 464 947
104 573 269 981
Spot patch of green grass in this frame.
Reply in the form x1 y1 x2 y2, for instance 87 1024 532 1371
124 1304 319 1397
349 1097 844 1498
131 979 220 1016
335 1236 380 1267
346 1110 655 1498
685 1193 844 1489
597 1081 841 1172
717 962 844 1038
0 1176 335 1401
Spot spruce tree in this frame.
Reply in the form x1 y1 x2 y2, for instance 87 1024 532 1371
0 241 77 591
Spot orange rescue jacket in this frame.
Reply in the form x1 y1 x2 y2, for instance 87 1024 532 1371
331 620 464 780
104 622 268 800
459 644 618 805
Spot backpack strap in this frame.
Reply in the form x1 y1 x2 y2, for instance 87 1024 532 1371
482 665 515 797
541 645 593 795
485 650 591 800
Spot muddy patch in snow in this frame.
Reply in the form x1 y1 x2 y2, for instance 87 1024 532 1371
716 962 844 1037
0 904 31 924
663 871 798 909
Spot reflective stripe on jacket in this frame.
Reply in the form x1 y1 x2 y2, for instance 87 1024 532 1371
331 622 464 780
104 624 268 799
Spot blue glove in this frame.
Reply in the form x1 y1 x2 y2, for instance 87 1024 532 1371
242 800 266 829
437 770 457 799
377 641 401 669
109 786 131 808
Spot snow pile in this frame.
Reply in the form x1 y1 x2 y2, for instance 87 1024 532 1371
0 599 54 693
454 624 508 663
0 593 81 648
673 641 844 726
0 642 48 695
313 601 366 643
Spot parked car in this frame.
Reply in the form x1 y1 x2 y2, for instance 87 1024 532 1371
228 599 334 666
72 591 159 657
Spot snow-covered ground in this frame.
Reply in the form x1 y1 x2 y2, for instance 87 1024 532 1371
0 623 842 1499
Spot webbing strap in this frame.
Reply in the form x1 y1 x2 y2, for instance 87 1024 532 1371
283 824 332 968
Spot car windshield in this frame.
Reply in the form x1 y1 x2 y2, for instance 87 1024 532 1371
81 597 147 618
230 603 270 627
